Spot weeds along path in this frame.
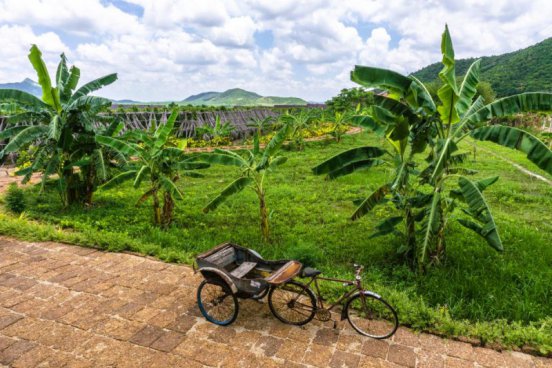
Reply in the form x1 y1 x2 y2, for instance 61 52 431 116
0 237 550 367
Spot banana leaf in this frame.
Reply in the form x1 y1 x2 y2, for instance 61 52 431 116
312 146 386 175
70 73 118 101
203 176 252 213
471 125 552 174
457 176 502 251
351 184 390 220
456 59 481 117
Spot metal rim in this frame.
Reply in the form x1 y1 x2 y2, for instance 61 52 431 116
346 293 398 339
197 280 239 326
268 280 316 326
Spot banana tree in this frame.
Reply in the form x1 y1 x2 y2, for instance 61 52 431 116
314 25 552 271
247 116 273 147
0 45 118 206
280 109 318 150
200 124 289 242
97 110 209 226
326 109 354 142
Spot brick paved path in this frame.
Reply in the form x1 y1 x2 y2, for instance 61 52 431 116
0 238 550 367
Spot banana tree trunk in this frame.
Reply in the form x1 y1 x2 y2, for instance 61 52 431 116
83 164 96 206
259 190 270 242
152 191 161 225
162 191 174 226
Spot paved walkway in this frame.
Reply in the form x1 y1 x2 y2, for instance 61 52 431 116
0 238 550 368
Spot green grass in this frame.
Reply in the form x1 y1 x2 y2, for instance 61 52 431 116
2 132 551 354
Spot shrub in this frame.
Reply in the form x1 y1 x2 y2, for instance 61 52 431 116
5 183 26 213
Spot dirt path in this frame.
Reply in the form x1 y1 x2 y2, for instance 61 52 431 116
0 238 550 367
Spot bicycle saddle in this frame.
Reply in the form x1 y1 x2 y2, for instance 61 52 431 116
301 267 321 277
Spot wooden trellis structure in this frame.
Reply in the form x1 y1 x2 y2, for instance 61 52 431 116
115 108 281 139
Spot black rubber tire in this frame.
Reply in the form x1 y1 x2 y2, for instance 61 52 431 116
268 280 316 326
345 293 398 339
197 279 239 326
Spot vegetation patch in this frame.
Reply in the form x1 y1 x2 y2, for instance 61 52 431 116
4 133 551 354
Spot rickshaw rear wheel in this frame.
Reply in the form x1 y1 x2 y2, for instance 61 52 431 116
197 279 239 326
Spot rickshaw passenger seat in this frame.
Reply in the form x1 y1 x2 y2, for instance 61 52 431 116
230 262 258 278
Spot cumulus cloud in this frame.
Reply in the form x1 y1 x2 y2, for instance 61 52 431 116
0 0 551 101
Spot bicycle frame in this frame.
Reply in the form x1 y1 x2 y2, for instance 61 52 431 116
302 274 362 311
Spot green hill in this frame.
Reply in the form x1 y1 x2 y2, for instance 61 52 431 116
182 88 307 106
411 37 552 96
0 78 41 97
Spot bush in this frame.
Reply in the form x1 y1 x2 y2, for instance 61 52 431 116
4 183 26 213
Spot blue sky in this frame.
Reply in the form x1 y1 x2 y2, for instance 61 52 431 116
0 0 551 101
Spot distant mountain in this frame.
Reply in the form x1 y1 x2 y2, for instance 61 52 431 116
0 78 41 97
411 37 552 96
182 88 307 106
112 99 143 104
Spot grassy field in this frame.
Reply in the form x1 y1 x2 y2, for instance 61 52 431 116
2 131 551 352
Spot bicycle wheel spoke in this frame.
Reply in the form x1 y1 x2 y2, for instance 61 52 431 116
269 281 316 325
198 281 238 325
347 294 397 338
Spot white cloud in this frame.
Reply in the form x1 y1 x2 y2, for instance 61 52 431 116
0 0 142 36
0 0 551 102
0 25 67 81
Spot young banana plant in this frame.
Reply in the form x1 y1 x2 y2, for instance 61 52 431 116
0 45 118 207
314 25 552 271
200 124 290 242
96 109 210 226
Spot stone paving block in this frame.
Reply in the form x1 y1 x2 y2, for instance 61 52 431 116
0 314 22 331
337 332 364 353
420 333 448 355
445 356 474 368
502 351 535 368
313 327 340 346
150 330 186 352
167 314 197 335
0 335 15 351
10 345 54 368
0 339 36 365
387 344 416 368
330 350 361 368
275 338 308 362
417 349 445 368
303 343 334 367
361 339 389 359
474 346 506 367
93 316 145 341
393 327 420 347
446 340 475 361
129 324 165 347
148 309 179 328
254 335 284 357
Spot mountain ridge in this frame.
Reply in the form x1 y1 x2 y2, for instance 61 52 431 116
411 37 552 96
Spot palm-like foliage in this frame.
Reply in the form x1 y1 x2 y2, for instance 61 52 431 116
97 110 209 226
326 109 353 142
247 116 273 147
0 45 118 206
199 124 290 242
280 109 318 150
196 115 234 141
314 26 552 271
